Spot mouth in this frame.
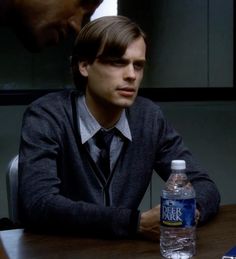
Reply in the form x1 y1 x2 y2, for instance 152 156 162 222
117 87 136 97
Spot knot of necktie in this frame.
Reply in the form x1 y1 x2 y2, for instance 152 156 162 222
95 128 116 151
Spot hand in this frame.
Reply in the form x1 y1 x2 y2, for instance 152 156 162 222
137 205 161 241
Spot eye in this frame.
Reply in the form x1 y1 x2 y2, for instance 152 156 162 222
134 61 145 71
97 58 127 67
110 59 127 67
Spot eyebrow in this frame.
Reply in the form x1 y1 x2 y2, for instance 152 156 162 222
97 56 146 64
120 58 146 63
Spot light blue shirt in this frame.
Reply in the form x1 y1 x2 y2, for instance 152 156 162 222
77 96 132 171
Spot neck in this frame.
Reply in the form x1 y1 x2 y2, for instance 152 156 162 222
97 110 123 129
85 95 123 129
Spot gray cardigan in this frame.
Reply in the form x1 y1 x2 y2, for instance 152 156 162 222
18 90 220 238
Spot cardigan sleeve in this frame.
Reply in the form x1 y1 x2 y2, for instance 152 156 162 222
153 108 220 225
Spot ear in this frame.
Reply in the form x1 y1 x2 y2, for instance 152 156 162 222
79 61 89 77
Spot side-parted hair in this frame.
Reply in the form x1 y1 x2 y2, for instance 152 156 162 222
71 15 147 92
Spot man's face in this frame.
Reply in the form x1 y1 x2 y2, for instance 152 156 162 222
13 0 102 52
79 37 146 115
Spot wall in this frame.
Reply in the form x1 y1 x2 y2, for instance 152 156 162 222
0 106 26 218
0 29 73 91
140 101 236 211
119 0 233 88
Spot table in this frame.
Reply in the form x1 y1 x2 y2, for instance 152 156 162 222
0 204 235 259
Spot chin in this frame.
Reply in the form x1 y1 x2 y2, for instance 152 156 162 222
116 99 135 108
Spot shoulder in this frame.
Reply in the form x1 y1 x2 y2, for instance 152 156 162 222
30 90 75 108
130 96 163 116
126 96 166 130
23 90 78 124
25 90 78 114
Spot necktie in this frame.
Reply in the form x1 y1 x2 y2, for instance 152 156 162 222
95 129 115 179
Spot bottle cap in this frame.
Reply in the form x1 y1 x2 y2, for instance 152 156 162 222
171 160 186 170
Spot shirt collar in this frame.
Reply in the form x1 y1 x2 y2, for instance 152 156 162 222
77 96 132 144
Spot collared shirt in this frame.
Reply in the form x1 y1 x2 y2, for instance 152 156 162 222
77 95 132 171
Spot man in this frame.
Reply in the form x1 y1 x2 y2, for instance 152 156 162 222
0 0 102 52
18 16 220 240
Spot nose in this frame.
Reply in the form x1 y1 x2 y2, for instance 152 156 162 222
124 64 136 81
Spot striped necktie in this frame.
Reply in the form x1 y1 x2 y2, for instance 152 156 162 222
95 129 115 179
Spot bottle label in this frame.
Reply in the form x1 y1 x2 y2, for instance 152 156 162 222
161 198 196 227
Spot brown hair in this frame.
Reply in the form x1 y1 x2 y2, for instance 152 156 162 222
71 15 146 92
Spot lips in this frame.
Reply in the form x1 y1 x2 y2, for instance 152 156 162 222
117 87 136 97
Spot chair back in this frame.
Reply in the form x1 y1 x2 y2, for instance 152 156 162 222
6 155 19 224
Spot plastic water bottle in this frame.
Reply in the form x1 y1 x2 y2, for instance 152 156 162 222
160 160 196 259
